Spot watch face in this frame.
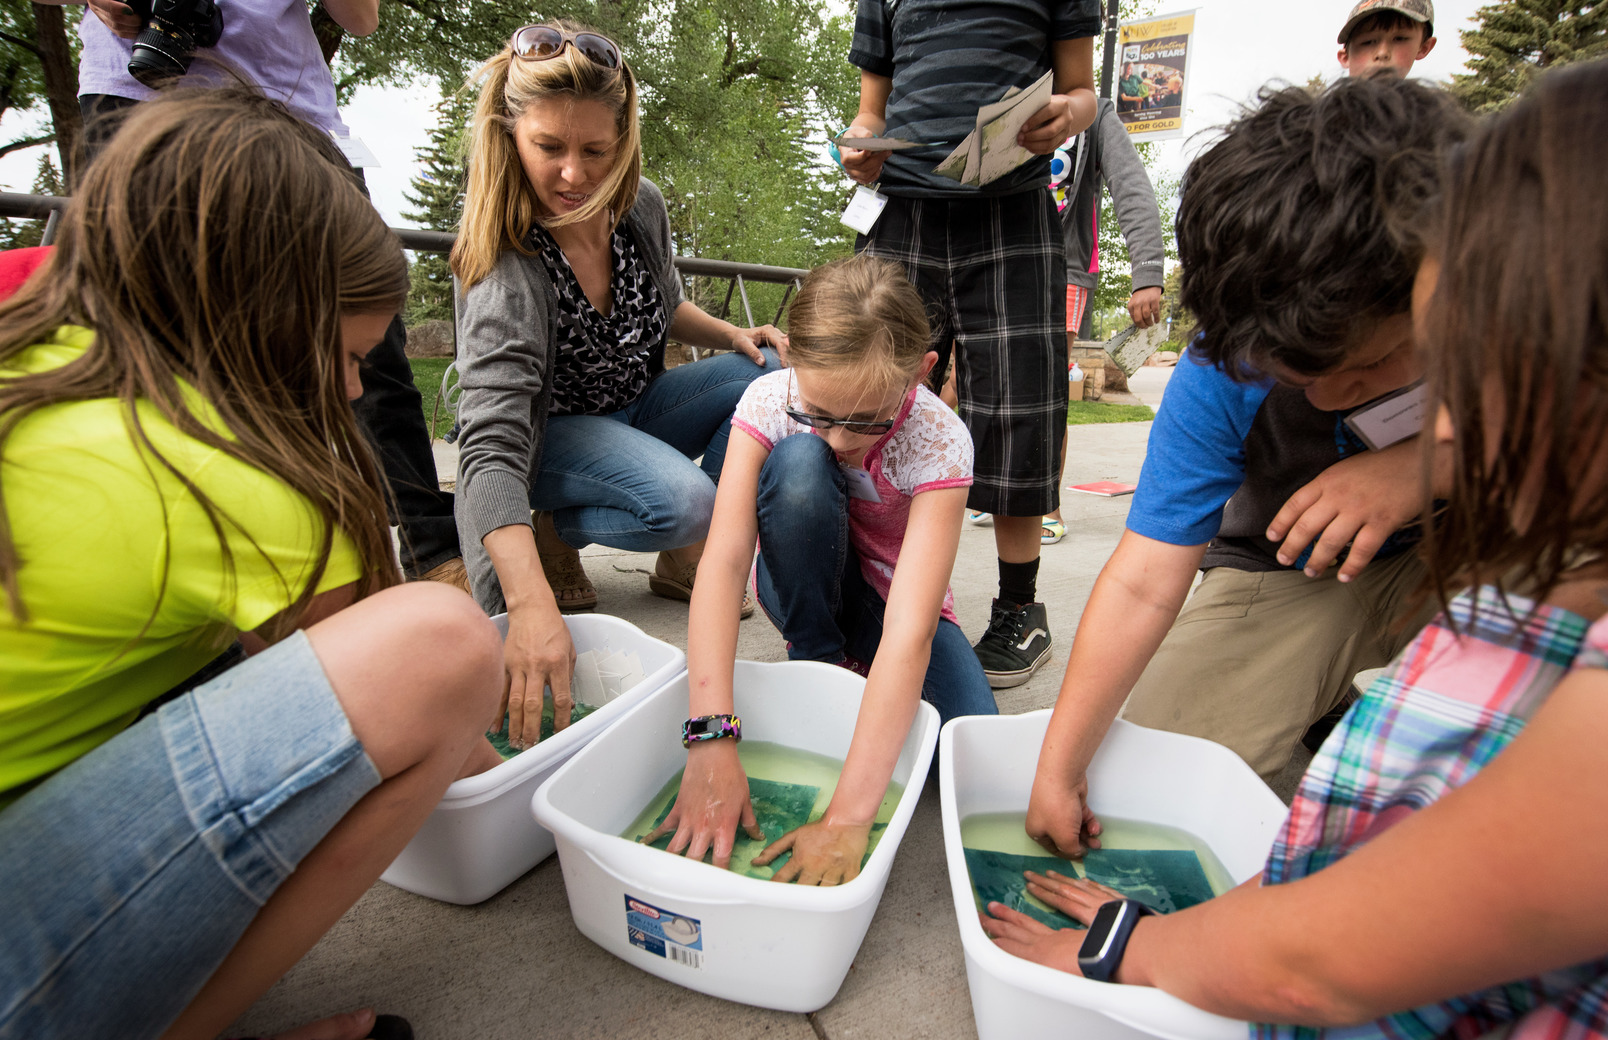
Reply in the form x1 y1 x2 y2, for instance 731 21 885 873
1079 900 1125 962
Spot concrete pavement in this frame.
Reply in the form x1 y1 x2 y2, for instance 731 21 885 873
232 366 1310 1039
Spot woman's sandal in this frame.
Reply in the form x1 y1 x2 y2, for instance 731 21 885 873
649 552 755 619
1041 517 1066 545
534 511 597 613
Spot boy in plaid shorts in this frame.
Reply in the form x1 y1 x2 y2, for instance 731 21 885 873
840 0 1100 688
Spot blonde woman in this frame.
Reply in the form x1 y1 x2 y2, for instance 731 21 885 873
453 23 785 749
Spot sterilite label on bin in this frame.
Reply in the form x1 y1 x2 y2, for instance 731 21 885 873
624 894 703 969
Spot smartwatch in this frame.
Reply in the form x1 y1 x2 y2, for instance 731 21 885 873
682 713 742 748
1077 899 1153 983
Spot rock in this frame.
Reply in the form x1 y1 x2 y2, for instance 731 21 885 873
404 319 455 359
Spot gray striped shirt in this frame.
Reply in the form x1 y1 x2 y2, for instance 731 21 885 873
849 0 1101 197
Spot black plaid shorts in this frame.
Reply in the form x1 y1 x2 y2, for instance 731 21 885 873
858 188 1067 517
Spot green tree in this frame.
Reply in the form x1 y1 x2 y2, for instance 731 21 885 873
0 152 62 248
403 89 474 325
0 0 83 185
1451 0 1607 111
341 0 859 324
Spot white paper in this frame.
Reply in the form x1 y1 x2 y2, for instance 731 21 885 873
333 135 380 168
930 70 1054 187
841 465 883 503
571 649 605 707
840 185 888 234
973 70 1053 186
1344 382 1428 451
934 129 976 182
831 133 930 152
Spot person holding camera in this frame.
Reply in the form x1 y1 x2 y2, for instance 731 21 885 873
38 0 375 152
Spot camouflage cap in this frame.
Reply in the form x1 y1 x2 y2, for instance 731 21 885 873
1337 0 1434 44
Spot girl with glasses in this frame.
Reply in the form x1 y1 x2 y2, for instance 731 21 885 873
451 21 786 750
642 255 996 884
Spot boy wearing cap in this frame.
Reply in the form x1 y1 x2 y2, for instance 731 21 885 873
1338 0 1437 78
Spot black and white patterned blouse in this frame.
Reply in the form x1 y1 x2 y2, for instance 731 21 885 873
533 223 667 417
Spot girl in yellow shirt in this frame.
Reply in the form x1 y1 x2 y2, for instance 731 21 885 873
0 90 502 1039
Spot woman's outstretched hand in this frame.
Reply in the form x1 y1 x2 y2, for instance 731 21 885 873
497 603 576 749
980 870 1131 973
731 324 788 366
643 740 764 869
753 817 873 886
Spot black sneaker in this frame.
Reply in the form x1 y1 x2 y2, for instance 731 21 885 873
972 599 1052 689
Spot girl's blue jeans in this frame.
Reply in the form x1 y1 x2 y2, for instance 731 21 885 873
534 348 780 549
752 434 997 724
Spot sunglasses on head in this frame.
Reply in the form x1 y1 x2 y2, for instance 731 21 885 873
511 26 622 70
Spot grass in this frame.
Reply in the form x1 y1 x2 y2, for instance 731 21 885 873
1068 399 1155 425
409 357 454 439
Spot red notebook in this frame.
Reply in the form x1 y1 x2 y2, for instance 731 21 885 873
1066 481 1137 498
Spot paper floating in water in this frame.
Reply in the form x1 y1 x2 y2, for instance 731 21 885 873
639 777 822 880
964 846 1215 930
488 701 602 758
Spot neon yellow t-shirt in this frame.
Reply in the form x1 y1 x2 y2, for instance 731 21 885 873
0 326 364 802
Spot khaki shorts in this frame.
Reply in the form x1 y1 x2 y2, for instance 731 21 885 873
1120 550 1439 782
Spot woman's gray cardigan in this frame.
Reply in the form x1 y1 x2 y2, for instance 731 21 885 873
452 178 685 613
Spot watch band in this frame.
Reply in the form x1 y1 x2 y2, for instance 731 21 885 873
682 713 742 748
1077 899 1154 983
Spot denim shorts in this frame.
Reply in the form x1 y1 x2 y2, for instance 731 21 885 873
0 631 382 1039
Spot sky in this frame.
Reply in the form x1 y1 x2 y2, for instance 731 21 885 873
0 0 1492 232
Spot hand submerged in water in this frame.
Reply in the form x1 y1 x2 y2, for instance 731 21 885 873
980 870 1131 975
642 741 764 869
753 817 873 886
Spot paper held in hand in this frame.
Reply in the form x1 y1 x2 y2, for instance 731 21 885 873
829 132 936 152
934 70 1054 188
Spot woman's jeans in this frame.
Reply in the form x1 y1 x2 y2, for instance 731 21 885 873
752 435 997 724
535 348 780 550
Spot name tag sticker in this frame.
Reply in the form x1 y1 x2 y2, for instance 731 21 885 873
840 185 888 235
841 465 883 503
1344 381 1428 451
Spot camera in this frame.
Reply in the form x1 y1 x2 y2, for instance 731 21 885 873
125 0 223 87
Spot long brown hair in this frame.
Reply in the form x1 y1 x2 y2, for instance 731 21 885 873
1420 58 1608 611
452 21 642 290
0 88 408 639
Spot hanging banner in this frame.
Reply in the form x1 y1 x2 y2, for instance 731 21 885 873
1115 9 1197 142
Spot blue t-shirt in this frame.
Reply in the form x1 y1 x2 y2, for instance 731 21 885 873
1127 346 1420 572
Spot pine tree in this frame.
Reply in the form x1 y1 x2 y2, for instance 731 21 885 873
403 90 474 326
1451 0 1607 112
0 154 63 250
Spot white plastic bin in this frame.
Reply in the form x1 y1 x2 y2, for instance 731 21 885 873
380 612 684 905
532 660 940 1012
941 712 1288 1040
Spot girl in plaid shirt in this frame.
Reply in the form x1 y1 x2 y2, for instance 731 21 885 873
981 58 1608 1040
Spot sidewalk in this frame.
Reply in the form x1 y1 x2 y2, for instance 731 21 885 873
235 366 1297 1039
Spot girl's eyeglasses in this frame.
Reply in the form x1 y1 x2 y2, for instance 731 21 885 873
785 374 901 436
511 26 622 70
784 408 897 436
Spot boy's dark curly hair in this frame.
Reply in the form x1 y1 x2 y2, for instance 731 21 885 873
1177 76 1471 380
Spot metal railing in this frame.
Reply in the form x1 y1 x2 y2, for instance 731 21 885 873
0 191 806 330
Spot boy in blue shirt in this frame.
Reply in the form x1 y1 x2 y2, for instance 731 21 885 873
1026 76 1473 857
